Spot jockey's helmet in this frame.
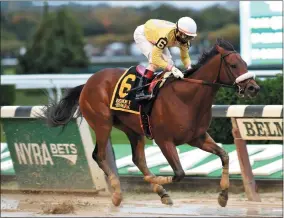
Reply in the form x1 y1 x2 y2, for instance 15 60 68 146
175 17 197 44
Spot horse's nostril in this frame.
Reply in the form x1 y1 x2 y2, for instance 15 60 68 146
248 86 255 91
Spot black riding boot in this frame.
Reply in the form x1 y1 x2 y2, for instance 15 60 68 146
135 76 152 101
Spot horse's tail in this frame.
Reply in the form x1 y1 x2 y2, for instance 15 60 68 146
40 84 84 129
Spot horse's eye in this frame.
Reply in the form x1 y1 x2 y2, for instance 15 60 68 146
231 64 237 69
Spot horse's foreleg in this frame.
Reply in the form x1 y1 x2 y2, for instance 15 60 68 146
145 140 185 185
191 132 229 207
125 130 173 205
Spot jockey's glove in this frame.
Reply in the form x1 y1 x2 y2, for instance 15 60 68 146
171 66 184 79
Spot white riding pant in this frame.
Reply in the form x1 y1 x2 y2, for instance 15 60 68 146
133 25 174 69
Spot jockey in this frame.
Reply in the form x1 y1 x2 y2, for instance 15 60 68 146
133 17 197 100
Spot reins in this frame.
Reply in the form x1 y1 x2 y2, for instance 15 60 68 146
127 73 236 94
181 50 238 89
182 77 236 89
127 50 242 93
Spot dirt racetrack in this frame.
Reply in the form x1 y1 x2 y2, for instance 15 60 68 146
1 190 283 217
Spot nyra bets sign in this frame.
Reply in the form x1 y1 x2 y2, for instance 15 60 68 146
14 142 78 166
237 118 283 140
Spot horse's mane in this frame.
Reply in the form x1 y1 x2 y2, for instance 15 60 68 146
185 38 235 76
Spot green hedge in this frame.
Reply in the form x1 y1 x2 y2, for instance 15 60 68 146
208 74 283 144
0 85 16 106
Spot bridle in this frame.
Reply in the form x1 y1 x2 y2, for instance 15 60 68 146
215 51 237 86
218 51 253 95
183 50 253 95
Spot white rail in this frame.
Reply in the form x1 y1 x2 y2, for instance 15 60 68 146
1 70 282 90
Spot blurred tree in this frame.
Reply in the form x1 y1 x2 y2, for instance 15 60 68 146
208 24 240 51
141 4 197 24
2 3 240 58
199 5 239 32
17 6 88 74
1 11 40 42
0 85 16 106
92 7 142 35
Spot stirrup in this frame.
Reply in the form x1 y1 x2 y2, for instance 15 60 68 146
135 93 153 101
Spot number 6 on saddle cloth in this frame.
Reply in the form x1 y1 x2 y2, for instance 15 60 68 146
109 65 168 139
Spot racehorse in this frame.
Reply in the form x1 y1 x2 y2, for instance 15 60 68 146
41 39 260 207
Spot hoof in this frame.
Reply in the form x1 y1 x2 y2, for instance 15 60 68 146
161 196 173 205
112 192 122 207
218 190 228 207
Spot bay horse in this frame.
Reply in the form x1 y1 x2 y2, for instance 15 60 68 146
41 39 260 207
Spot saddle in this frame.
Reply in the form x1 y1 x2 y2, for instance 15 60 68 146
110 65 167 140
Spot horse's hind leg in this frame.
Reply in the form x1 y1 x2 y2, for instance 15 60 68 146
190 132 229 207
81 106 122 206
122 127 173 205
92 141 122 206
93 122 123 206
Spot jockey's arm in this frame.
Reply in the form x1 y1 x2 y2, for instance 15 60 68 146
151 37 173 71
180 43 191 69
151 46 172 71
151 37 184 79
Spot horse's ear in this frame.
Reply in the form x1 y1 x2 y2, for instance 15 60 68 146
215 44 226 54
215 38 226 54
